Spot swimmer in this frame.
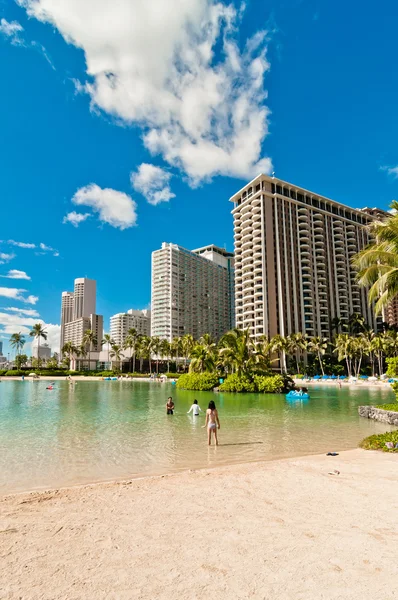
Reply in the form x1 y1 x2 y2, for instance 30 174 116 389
187 399 202 416
166 397 175 415
203 400 220 446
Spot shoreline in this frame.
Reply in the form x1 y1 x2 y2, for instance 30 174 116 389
1 449 397 599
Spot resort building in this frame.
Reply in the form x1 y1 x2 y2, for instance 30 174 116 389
32 343 52 360
59 278 103 368
230 174 383 342
0 341 3 355
110 309 151 346
151 242 234 342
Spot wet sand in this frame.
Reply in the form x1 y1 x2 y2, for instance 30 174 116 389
1 449 397 599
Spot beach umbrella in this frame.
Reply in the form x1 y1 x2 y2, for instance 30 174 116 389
339 376 347 380
331 375 337 379
29 373 36 376
313 375 321 380
368 376 377 381
322 375 329 379
360 375 368 379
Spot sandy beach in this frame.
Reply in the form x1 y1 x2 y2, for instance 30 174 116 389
1 449 397 600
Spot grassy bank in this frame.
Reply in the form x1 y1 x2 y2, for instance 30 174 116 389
360 430 398 452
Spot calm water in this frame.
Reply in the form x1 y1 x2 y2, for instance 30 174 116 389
0 380 395 493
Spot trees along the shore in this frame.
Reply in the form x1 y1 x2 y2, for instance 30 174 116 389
78 344 88 370
151 336 162 373
101 333 114 369
171 337 182 371
269 334 288 373
160 339 171 372
353 200 398 316
218 329 254 376
285 332 308 374
10 332 26 359
29 323 47 362
139 336 153 373
124 328 140 373
61 341 78 369
189 343 216 373
181 334 195 372
308 336 328 376
82 329 97 371
110 343 122 371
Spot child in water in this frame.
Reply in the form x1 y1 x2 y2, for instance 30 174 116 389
166 397 175 415
187 399 202 416
203 400 220 446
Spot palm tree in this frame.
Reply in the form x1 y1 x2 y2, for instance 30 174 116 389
110 344 122 371
348 312 366 335
101 333 114 369
171 337 182 372
285 332 307 373
10 332 25 358
29 323 47 362
353 202 398 315
124 328 140 373
218 329 253 376
308 336 328 375
181 334 195 372
151 336 162 373
330 316 346 335
82 329 97 371
371 333 388 376
160 339 171 372
139 336 153 373
78 344 87 371
61 341 78 369
189 344 216 373
269 334 287 373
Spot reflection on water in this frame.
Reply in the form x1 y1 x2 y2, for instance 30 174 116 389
0 380 395 493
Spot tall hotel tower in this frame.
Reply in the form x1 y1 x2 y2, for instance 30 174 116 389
151 243 234 342
230 174 382 341
60 278 103 363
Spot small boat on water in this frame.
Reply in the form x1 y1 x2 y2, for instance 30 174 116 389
286 390 310 400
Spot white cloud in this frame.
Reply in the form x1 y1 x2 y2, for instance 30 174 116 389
17 0 272 184
383 165 398 178
63 211 91 227
72 184 137 230
0 312 60 353
0 253 15 264
31 323 61 354
0 270 31 280
0 287 38 305
8 240 36 249
3 307 40 317
0 18 23 43
131 163 175 206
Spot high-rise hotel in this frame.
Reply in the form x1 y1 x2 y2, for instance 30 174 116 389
230 174 383 341
151 243 234 341
60 278 103 366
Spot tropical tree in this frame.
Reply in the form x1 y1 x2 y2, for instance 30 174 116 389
218 329 254 376
101 333 114 369
29 324 47 362
181 334 195 372
139 336 153 373
61 341 78 369
82 329 97 371
371 333 387 376
308 336 328 375
160 339 171 372
285 332 307 373
15 353 28 369
330 316 346 335
78 344 88 370
353 201 398 315
124 329 141 374
269 334 288 373
10 332 26 358
189 344 216 373
171 337 182 371
348 312 366 335
150 336 162 373
110 344 122 371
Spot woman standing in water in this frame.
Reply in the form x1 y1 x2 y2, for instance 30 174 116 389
203 400 220 446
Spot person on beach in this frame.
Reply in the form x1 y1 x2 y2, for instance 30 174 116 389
203 400 220 445
187 399 202 416
166 397 175 415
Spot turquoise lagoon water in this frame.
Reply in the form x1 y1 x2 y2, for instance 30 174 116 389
0 380 395 493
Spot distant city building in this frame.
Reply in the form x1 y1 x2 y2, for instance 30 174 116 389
151 242 235 341
110 309 151 346
32 343 52 360
0 340 3 355
60 278 103 368
230 174 384 345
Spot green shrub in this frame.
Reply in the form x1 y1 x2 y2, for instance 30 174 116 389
176 373 219 391
254 374 285 393
0 369 7 376
386 357 398 377
5 370 25 376
294 374 304 379
360 430 398 452
219 374 256 393
375 403 398 412
165 373 180 379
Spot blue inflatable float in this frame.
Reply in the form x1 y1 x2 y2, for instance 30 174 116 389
286 390 310 400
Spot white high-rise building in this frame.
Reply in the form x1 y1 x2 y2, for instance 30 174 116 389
73 278 96 320
230 174 382 343
151 242 234 341
60 278 103 368
110 309 151 346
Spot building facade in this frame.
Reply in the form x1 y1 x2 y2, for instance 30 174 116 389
230 174 380 341
110 309 151 346
151 242 234 341
32 344 52 360
60 278 103 367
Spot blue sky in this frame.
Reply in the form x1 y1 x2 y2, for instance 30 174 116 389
1 0 398 356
